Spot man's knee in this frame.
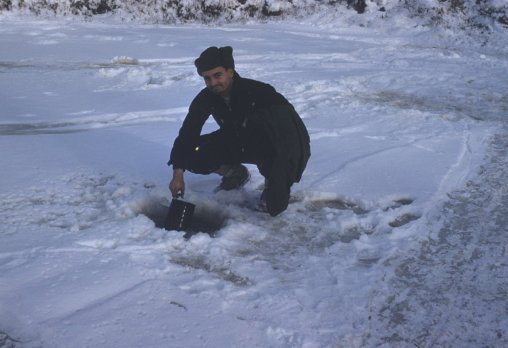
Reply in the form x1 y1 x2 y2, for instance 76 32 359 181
185 132 234 174
185 147 221 174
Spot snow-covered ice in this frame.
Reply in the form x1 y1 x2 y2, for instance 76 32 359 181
1 14 507 348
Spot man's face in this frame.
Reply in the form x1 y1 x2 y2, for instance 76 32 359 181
202 66 234 97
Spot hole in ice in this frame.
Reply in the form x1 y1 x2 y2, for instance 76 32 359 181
139 198 227 237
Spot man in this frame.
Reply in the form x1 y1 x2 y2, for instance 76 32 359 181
168 46 310 216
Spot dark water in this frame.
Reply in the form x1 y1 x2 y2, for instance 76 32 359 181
141 201 226 239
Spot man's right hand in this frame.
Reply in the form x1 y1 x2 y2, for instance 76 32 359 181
169 168 185 197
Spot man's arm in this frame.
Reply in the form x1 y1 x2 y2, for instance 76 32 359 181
167 91 211 197
168 91 210 169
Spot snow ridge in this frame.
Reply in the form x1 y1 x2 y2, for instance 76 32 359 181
1 0 507 34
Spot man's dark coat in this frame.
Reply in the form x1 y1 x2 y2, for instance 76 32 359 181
169 72 289 170
169 72 310 216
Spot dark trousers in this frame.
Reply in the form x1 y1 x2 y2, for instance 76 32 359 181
185 127 273 178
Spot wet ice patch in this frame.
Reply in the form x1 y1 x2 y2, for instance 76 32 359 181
170 253 252 286
305 197 368 214
167 191 423 267
0 108 183 135
388 212 421 228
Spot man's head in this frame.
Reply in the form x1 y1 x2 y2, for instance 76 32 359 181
195 46 235 97
194 46 235 75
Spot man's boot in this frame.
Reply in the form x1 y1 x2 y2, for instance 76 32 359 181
215 164 250 191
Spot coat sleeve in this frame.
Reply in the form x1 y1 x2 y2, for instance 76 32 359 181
168 92 211 169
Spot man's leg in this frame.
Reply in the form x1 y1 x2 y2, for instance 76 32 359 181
185 130 250 190
215 163 250 191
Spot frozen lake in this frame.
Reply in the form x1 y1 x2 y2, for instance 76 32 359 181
1 16 507 347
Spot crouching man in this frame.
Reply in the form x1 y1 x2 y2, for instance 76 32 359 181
168 46 310 216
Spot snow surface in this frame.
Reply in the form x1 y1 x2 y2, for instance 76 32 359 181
1 14 507 348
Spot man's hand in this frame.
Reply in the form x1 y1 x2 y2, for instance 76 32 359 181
169 168 185 197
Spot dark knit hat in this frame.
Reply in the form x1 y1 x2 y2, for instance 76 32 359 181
194 46 235 76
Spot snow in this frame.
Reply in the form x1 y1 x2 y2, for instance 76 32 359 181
1 13 507 348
